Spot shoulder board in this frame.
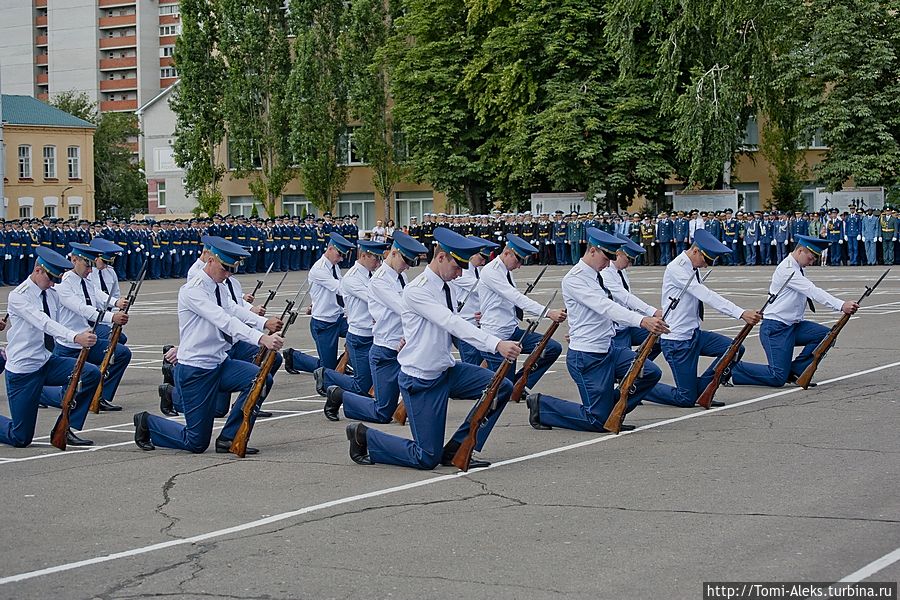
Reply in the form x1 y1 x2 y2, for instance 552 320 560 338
410 273 428 287
13 281 29 294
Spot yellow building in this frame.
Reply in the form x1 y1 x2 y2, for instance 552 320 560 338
1 94 95 221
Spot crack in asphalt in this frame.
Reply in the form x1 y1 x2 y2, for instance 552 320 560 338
155 463 232 538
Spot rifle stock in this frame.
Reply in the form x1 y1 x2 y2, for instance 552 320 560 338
510 321 560 403
335 348 349 374
392 399 407 425
795 268 889 389
451 360 512 471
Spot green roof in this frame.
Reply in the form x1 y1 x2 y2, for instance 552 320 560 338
1 95 95 129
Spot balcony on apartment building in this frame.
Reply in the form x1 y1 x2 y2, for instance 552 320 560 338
36 54 48 65
36 35 48 46
37 92 49 101
98 0 136 7
99 14 136 29
159 14 180 25
35 14 48 26
99 35 137 49
100 99 138 111
36 73 49 84
158 35 178 46
100 77 138 91
160 76 178 87
159 56 174 67
35 0 47 7
99 56 137 70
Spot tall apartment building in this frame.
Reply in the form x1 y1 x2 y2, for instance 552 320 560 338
0 0 181 113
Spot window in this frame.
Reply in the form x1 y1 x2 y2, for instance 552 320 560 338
741 116 759 149
67 146 81 179
395 191 434 226
159 3 180 15
228 196 256 217
227 138 262 170
159 24 180 36
393 131 409 161
735 182 760 212
19 206 32 219
283 195 313 217
44 205 56 218
160 45 175 57
69 205 81 219
801 127 827 149
43 145 56 179
337 128 364 165
338 192 375 230
157 180 167 208
18 145 32 179
160 67 178 78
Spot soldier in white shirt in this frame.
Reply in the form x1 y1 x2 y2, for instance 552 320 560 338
88 238 125 343
0 247 99 448
314 239 389 407
345 227 521 470
653 230 762 408
526 229 669 432
449 236 499 365
477 233 567 392
605 233 663 356
283 232 352 374
731 235 859 387
133 237 283 454
324 232 428 423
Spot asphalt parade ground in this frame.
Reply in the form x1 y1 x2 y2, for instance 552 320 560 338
0 264 897 600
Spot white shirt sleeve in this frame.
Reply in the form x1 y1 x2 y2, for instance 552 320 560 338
186 284 263 346
480 264 547 317
404 283 501 354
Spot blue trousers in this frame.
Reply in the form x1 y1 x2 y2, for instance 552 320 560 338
94 323 127 345
730 320 828 387
865 241 877 265
210 341 280 416
342 344 400 423
309 316 349 371
0 356 100 447
322 332 373 395
659 242 672 265
454 337 484 366
537 347 661 432
676 242 687 256
147 359 265 452
745 243 757 265
657 330 739 407
775 241 789 263
55 338 132 404
367 362 512 469
612 327 661 361
481 328 562 391
555 242 567 265
847 239 860 266
760 242 771 265
290 247 301 271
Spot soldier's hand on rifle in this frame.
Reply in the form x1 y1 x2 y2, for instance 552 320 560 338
244 293 255 303
397 337 406 351
112 312 129 325
251 305 266 316
0 316 7 331
165 345 179 364
548 308 567 323
842 301 860 315
115 298 129 310
640 316 669 335
75 331 97 348
741 310 763 326
259 333 284 352
653 309 663 318
473 311 482 324
264 317 283 332
496 341 522 361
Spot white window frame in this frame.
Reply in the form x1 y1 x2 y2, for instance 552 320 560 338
337 129 365 166
19 205 32 219
43 145 56 179
160 45 175 57
44 205 56 218
228 196 256 218
159 3 180 15
68 204 81 219
159 24 180 36
395 191 434 226
160 67 178 78
283 195 313 217
67 146 81 180
157 180 167 208
18 145 32 179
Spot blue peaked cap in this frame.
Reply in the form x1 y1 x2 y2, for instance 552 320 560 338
794 234 830 256
328 231 354 255
615 232 646 258
358 239 389 254
505 233 538 259
586 227 625 255
468 235 500 256
433 226 483 267
68 242 102 261
391 230 428 260
692 229 731 262
202 235 249 267
36 246 74 280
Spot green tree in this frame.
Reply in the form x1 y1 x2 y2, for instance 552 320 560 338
288 0 350 214
52 91 146 219
219 0 294 218
760 119 807 213
170 0 227 217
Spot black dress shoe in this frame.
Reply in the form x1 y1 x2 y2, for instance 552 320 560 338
256 410 273 419
440 440 490 468
98 399 123 412
66 429 93 446
708 400 725 408
313 366 327 397
283 349 300 374
158 384 178 417
161 345 175 385
787 373 816 387
346 422 372 465
324 385 343 421
526 393 551 430
215 438 259 455
133 411 155 451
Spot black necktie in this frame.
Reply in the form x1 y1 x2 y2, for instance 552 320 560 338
597 272 613 300
799 268 816 312
41 290 55 351
398 273 405 289
474 267 480 280
214 287 234 344
368 270 372 278
695 270 704 320
332 264 344 308
80 278 92 306
99 270 108 293
225 278 238 303
506 271 524 320
618 270 629 291
442 283 454 311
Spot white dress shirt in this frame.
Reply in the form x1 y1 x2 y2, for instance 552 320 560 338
341 262 375 337
55 271 115 349
189 258 255 312
89 266 121 304
176 271 266 369
477 258 546 339
397 267 501 380
5 278 81 374
449 264 481 325
661 252 744 341
368 262 406 351
563 260 643 353
765 256 843 325
601 264 657 332
309 255 344 323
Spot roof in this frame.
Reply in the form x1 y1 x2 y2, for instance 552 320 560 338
136 81 179 115
1 95 95 128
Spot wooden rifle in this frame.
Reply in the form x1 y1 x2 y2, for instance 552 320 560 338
451 291 556 471
335 348 350 374
249 263 274 299
253 283 307 366
89 260 148 413
50 300 108 450
604 269 709 434
697 272 794 409
261 270 290 311
795 268 889 389
510 319 560 404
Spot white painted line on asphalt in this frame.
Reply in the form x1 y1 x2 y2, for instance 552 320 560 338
839 545 900 582
1 360 896 586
